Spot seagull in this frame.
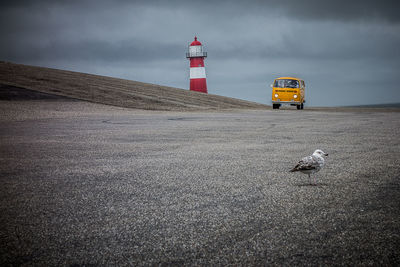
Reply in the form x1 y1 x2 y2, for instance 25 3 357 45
290 149 328 185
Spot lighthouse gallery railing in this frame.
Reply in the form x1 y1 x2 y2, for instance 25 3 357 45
186 52 207 58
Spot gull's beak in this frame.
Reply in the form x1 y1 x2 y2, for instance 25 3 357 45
325 153 329 156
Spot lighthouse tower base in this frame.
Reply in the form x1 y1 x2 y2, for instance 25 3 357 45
190 79 208 93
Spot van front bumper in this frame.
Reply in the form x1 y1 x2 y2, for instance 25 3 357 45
272 100 302 105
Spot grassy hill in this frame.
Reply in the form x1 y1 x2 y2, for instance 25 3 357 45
0 61 269 111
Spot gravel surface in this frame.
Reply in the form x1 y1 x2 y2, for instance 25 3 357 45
1 101 399 265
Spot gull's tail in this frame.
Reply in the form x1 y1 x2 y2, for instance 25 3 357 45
289 164 300 172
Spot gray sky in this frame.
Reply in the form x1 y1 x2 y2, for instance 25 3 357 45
1 0 399 106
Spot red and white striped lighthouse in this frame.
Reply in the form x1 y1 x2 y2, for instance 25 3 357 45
186 36 208 93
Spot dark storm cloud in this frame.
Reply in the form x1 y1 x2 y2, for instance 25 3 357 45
125 0 400 23
92 0 400 23
1 38 182 63
2 0 399 22
262 0 400 23
210 32 400 62
0 1 181 61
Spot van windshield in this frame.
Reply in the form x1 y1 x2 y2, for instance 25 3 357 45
274 79 299 88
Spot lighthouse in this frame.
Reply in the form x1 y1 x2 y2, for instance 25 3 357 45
186 36 208 93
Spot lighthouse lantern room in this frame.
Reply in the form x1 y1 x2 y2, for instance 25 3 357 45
186 36 208 93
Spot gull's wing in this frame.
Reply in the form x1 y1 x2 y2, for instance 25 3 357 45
289 155 319 172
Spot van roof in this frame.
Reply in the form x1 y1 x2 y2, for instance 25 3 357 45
275 77 302 80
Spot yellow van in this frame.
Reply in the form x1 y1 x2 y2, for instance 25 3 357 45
271 77 305 109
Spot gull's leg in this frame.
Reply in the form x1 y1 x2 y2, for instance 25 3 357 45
308 174 311 185
314 175 317 186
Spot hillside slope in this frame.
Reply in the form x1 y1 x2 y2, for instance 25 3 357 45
0 62 269 111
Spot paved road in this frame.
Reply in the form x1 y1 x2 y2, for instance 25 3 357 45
1 101 399 265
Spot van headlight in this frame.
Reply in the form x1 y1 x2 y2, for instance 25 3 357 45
293 94 298 98
274 94 278 98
